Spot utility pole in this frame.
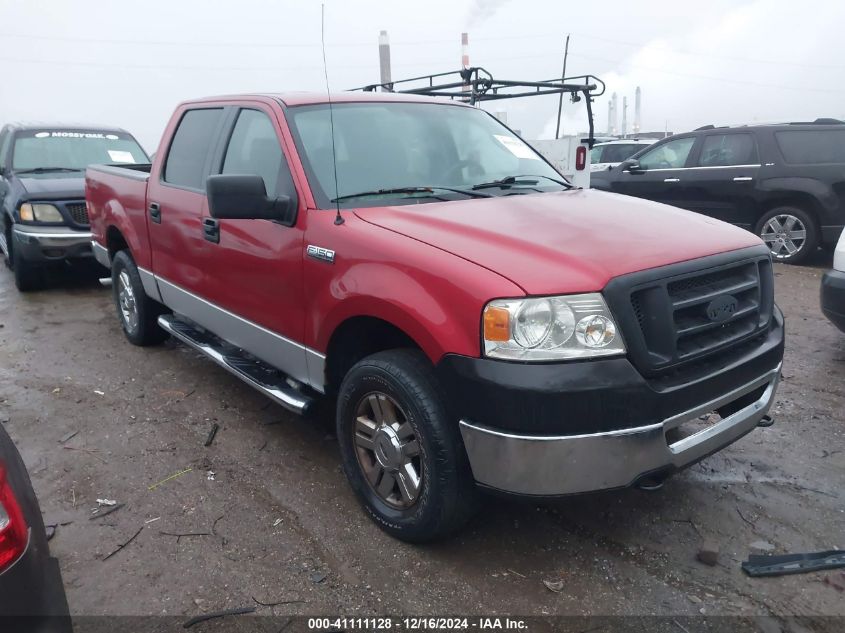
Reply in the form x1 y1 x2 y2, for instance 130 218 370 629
554 34 570 140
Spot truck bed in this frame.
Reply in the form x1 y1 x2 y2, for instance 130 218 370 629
85 163 154 271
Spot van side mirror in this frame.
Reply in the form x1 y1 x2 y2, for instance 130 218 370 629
206 174 295 224
620 159 646 174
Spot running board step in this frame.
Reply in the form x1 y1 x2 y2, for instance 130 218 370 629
157 314 314 416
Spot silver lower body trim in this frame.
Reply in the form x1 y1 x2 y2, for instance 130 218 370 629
459 363 782 496
137 267 162 303
155 276 325 392
157 315 313 415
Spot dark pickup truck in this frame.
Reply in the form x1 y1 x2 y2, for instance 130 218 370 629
88 93 784 541
0 123 148 290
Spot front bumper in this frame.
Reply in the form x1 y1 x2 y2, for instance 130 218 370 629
439 309 784 497
12 225 93 263
821 269 845 333
459 363 780 496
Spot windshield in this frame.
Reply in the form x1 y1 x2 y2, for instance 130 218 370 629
12 130 149 171
286 102 567 208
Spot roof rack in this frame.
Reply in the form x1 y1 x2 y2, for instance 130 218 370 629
350 66 606 146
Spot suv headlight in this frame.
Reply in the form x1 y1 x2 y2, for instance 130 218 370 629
483 293 625 361
19 203 63 223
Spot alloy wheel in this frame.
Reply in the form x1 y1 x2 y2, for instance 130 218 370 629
118 270 139 333
761 214 807 260
353 392 422 509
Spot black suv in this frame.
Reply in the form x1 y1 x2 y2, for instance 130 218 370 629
591 119 845 264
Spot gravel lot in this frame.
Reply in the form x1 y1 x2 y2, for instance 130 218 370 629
0 253 843 626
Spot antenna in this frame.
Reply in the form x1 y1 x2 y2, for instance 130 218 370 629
321 4 344 226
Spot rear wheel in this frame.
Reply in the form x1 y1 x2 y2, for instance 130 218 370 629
755 206 818 264
336 349 478 542
111 250 168 346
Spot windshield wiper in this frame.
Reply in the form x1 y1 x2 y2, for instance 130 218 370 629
13 167 82 174
471 174 573 190
332 186 491 203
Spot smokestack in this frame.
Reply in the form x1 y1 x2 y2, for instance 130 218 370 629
607 101 612 135
634 86 641 135
622 96 628 138
611 92 618 135
378 30 392 91
461 32 470 97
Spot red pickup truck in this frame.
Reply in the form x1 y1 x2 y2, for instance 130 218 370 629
86 93 784 541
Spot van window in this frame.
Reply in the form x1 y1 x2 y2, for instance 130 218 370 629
221 109 284 195
637 137 695 169
163 108 224 190
697 134 757 167
775 129 845 164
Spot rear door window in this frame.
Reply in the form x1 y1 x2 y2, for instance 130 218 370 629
697 134 758 166
775 129 845 164
637 137 696 169
163 108 224 190
221 109 286 195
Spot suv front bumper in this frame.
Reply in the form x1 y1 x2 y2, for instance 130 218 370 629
12 225 93 263
821 270 845 333
439 308 784 497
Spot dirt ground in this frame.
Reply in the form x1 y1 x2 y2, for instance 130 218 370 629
0 253 843 624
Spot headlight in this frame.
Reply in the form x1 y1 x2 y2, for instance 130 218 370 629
19 203 63 223
483 293 625 361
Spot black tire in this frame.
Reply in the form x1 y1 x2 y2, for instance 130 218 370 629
12 239 43 292
337 349 478 542
111 250 168 346
754 205 819 264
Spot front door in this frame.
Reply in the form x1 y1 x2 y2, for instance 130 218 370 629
197 105 309 385
611 136 698 209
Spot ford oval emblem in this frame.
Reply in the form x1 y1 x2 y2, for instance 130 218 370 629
706 295 738 322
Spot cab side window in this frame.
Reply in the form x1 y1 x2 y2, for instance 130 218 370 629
697 134 757 167
637 137 695 170
163 108 224 190
222 109 287 196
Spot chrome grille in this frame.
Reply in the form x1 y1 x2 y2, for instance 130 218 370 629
621 255 774 373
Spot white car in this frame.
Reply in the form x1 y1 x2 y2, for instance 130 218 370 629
590 139 655 172
821 228 845 332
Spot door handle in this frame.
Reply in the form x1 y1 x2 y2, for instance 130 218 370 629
202 217 220 244
733 177 753 182
664 178 680 183
148 202 161 224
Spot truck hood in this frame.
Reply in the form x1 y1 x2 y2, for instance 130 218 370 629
354 189 762 295
16 173 85 200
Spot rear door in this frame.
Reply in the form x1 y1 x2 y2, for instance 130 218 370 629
682 132 760 227
610 136 698 207
147 106 228 299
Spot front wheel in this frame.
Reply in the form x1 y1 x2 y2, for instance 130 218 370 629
336 349 478 542
755 206 818 264
12 240 43 292
111 250 168 346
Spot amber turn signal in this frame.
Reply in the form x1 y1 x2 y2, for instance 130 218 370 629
483 305 511 342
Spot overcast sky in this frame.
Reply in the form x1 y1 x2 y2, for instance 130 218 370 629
1 0 842 151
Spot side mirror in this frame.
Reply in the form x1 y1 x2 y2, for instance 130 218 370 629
206 174 295 223
620 159 646 174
